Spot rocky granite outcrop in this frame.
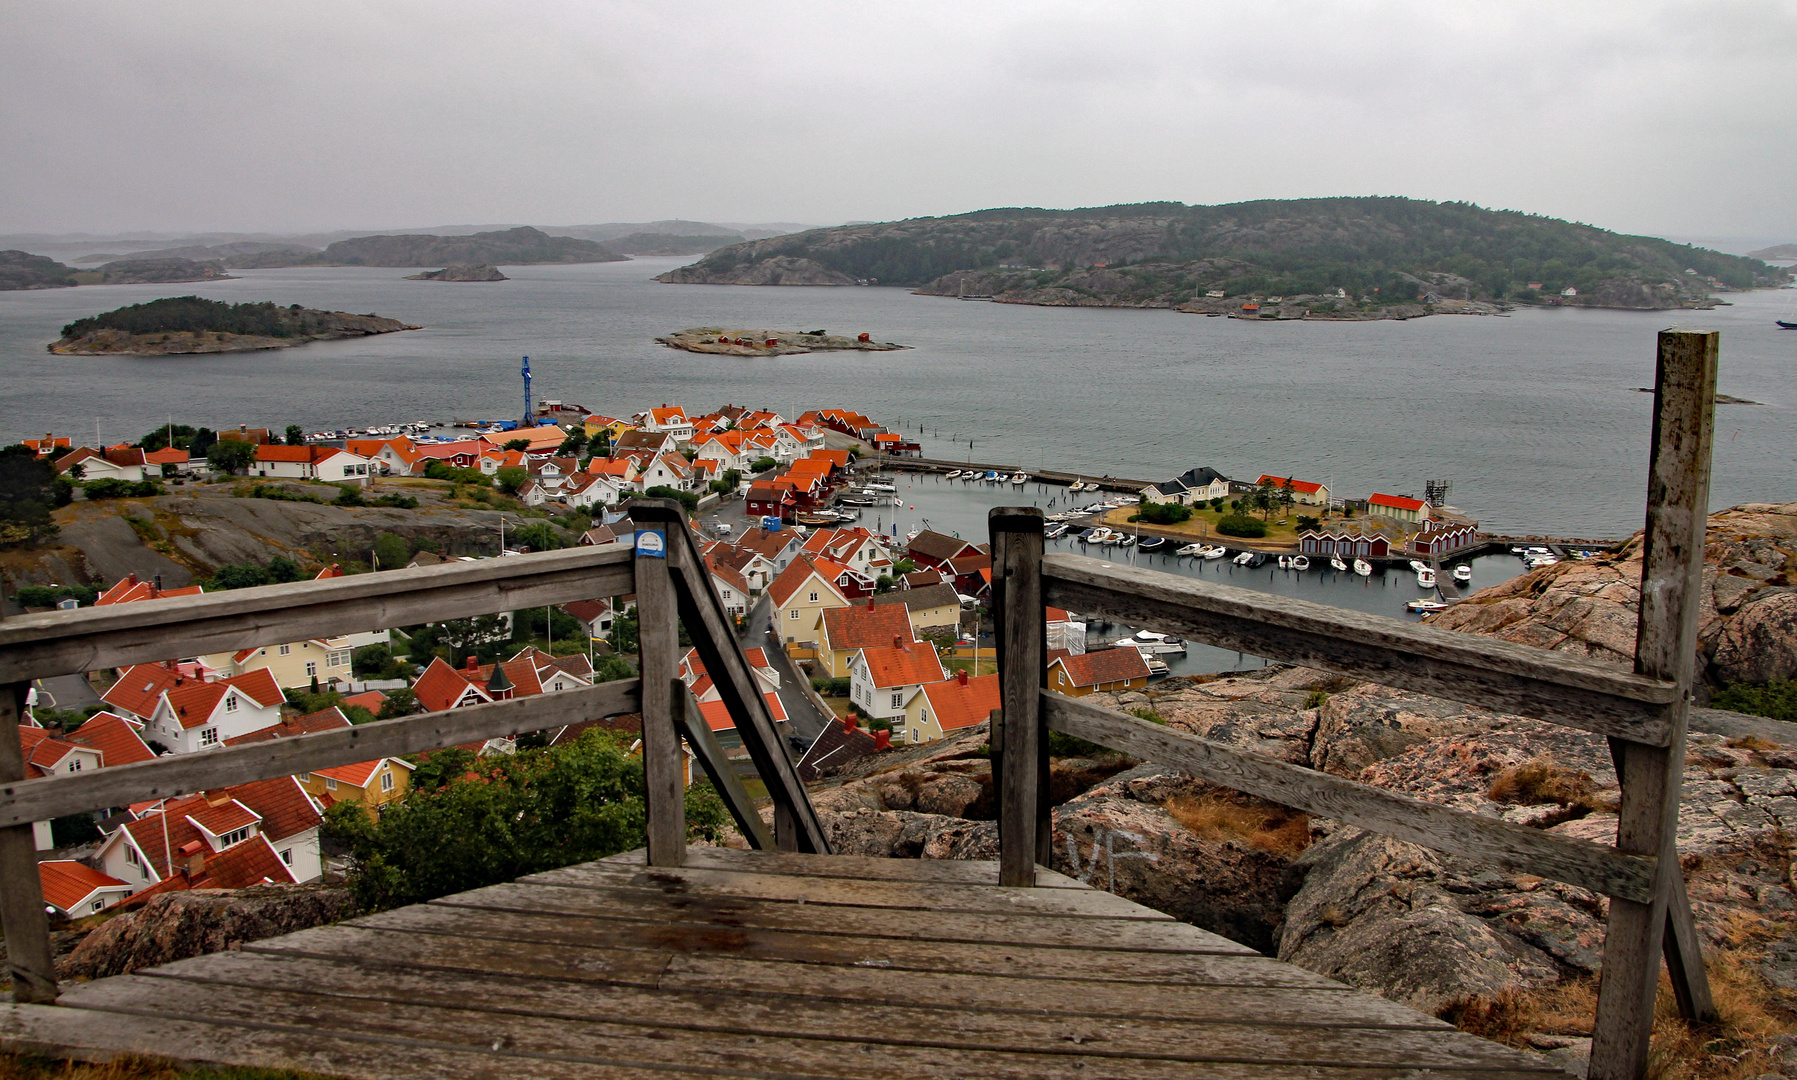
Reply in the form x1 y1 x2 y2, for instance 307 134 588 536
59 883 354 980
657 255 856 286
405 263 508 281
94 256 232 285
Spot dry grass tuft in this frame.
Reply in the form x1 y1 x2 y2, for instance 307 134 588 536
1164 793 1311 856
0 1053 330 1080
1723 735 1777 753
1487 757 1614 817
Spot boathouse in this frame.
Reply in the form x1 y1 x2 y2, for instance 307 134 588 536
1299 529 1390 558
1409 522 1479 556
1369 492 1430 524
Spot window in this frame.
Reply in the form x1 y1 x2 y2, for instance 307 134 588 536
199 727 218 746
67 759 81 773
305 661 318 677
788 609 798 620
890 693 903 710
279 848 292 866
220 826 249 846
223 695 237 713
278 644 291 655
808 592 818 603
325 777 337 791
125 845 139 866
295 773 310 784
327 649 351 668
92 900 105 913
381 771 395 792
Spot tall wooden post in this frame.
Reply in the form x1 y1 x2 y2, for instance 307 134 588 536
991 508 1047 886
1588 329 1718 1079
0 681 57 1002
628 502 684 868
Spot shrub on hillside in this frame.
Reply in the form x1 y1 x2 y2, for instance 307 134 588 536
1137 501 1192 525
1216 514 1266 538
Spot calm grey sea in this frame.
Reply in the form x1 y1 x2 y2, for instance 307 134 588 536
3 256 1792 537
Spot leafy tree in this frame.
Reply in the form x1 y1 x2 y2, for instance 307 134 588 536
285 425 306 446
436 615 509 659
592 654 634 682
372 532 409 569
343 704 377 725
1216 514 1266 538
750 456 777 473
407 747 476 793
50 814 102 847
323 730 725 910
512 606 581 642
81 479 160 500
502 438 532 452
1210 497 1227 512
377 687 421 719
334 484 364 507
556 430 588 457
0 446 70 547
875 574 895 593
610 612 639 655
1296 515 1320 532
513 522 564 551
1137 501 1192 525
189 427 217 458
15 584 98 608
643 485 698 513
137 424 197 453
352 644 393 676
205 439 257 476
207 555 302 590
266 556 303 582
494 466 528 495
893 558 917 575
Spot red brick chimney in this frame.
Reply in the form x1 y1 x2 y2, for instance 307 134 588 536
464 655 479 673
893 635 905 650
873 729 891 750
956 668 968 686
867 596 875 610
842 715 857 734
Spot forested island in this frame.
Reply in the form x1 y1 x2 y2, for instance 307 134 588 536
657 197 1790 314
656 328 907 355
406 263 508 281
49 296 419 355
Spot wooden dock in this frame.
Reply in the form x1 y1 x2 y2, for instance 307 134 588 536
0 847 1558 1080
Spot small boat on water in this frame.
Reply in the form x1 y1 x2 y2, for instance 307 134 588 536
1202 545 1228 560
865 482 896 493
944 470 962 479
1045 523 1069 539
1011 471 1028 485
1330 556 1349 573
1354 559 1373 577
1069 481 1085 491
1117 630 1187 655
1778 320 1797 329
1176 543 1206 557
1137 537 1167 552
1408 560 1429 574
1143 655 1171 678
1277 556 1290 569
1087 528 1117 545
1453 564 1473 583
1416 567 1437 588
1114 534 1136 548
1233 551 1255 566
1407 598 1450 613
1291 555 1310 571
985 471 1002 482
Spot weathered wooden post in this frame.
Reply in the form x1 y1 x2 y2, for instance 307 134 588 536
1588 328 1719 1079
628 500 685 867
990 507 1047 886
0 680 57 1002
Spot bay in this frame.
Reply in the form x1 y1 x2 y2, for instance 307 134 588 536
2 256 1791 538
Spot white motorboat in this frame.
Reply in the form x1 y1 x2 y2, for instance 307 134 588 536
1277 556 1291 569
1353 559 1373 577
1011 472 1028 485
1114 533 1135 548
1330 556 1349 572
1291 555 1310 571
1044 523 1069 539
865 482 896 493
1068 481 1085 491
1416 567 1436 588
1118 630 1187 655
1406 598 1450 613
944 470 961 479
1452 564 1473 583
1233 551 1255 566
1409 560 1429 574
1176 543 1206 557
1087 528 1117 545
1202 545 1228 560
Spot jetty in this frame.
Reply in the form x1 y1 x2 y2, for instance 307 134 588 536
0 331 1729 1080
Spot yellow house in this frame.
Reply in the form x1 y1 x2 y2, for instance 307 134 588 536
770 556 850 648
1047 649 1151 697
583 414 638 445
299 757 413 810
909 670 1001 744
812 601 915 678
200 629 390 690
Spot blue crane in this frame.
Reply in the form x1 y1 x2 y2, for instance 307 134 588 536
521 356 532 428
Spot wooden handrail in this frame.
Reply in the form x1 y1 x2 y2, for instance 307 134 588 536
1043 554 1678 745
0 545 634 682
0 679 642 829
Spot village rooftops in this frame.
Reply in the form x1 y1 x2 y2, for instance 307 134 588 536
96 574 204 606
1050 647 1151 688
920 670 1001 733
855 637 946 690
870 583 962 614
1369 493 1428 513
821 602 915 653
1255 475 1325 495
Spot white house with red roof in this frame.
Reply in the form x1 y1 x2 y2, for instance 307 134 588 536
1254 475 1330 507
253 445 372 484
562 473 624 510
1368 492 1431 524
95 573 204 607
346 437 425 476
410 649 593 715
637 452 696 493
800 527 894 580
55 445 146 481
17 712 157 849
412 440 484 470
39 861 133 918
97 775 325 892
633 406 694 442
138 669 286 754
847 637 946 735
691 430 751 472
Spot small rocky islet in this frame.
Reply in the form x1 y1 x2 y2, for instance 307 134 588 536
656 327 907 356
47 295 418 356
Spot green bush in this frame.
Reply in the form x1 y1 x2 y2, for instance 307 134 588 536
1296 515 1320 531
1216 514 1267 538
494 466 528 495
15 584 97 608
352 644 392 676
1711 680 1797 724
1136 501 1192 526
82 478 161 500
207 555 304 590
750 456 777 473
810 677 851 697
334 484 365 506
643 485 699 513
237 482 323 503
422 460 489 486
373 493 418 509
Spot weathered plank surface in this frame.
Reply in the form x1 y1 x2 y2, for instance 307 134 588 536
0 682 56 1003
0 544 633 682
992 508 1049 884
1043 552 1677 744
7 848 1558 1079
604 846 1091 890
1046 691 1658 903
0 678 641 829
1589 328 1719 1080
628 508 684 867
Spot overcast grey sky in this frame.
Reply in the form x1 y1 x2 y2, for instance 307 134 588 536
3 0 1793 240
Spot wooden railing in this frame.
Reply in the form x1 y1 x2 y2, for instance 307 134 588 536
0 500 823 1006
988 329 1721 1080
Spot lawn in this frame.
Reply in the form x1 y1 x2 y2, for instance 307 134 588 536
1098 505 1369 548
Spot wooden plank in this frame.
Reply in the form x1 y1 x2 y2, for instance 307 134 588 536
0 1002 708 1080
1046 691 1659 903
432 881 1258 955
1590 328 1719 1080
526 861 1175 919
1043 553 1677 745
675 683 776 849
660 505 829 854
349 901 1296 984
992 508 1048 884
0 678 641 828
606 846 1092 889
0 682 56 1004
60 964 1558 1080
628 507 684 867
0 545 633 682
215 934 1547 1070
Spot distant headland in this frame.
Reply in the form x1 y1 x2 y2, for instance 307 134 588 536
656 328 908 356
406 264 508 282
48 296 419 356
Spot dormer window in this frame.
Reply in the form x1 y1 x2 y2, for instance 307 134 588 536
67 759 81 773
223 696 237 713
219 826 250 847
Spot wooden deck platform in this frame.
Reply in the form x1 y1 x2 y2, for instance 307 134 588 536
0 848 1562 1079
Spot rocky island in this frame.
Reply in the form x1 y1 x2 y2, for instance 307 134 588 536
405 263 508 281
656 327 907 356
49 296 419 356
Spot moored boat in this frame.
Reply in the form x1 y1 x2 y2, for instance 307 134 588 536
1291 555 1310 571
1176 543 1206 557
1118 630 1187 655
1416 567 1437 588
944 470 962 479
1202 545 1228 560
1012 471 1028 485
1353 559 1373 576
1452 564 1473 583
1407 598 1450 613
1233 550 1255 566
1137 536 1167 552
1330 556 1348 572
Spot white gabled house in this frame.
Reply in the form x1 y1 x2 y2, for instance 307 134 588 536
140 669 287 753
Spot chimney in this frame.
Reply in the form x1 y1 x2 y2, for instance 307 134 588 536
126 572 138 586
153 574 162 591
465 655 479 673
842 715 857 734
240 423 247 433
867 597 875 610
873 729 891 750
957 668 968 687
893 635 904 650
